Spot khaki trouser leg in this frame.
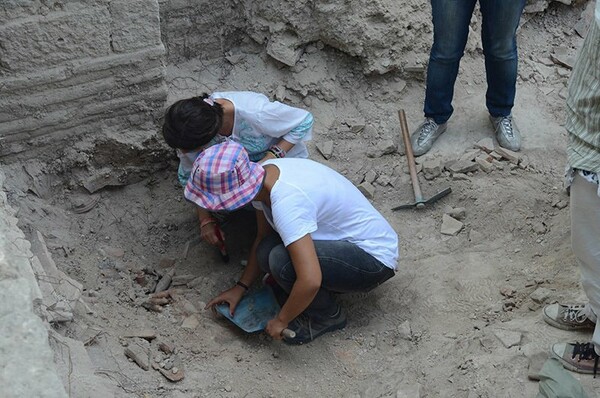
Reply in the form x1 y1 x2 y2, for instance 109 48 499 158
571 174 600 351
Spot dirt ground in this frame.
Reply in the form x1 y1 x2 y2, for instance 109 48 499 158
3 2 600 397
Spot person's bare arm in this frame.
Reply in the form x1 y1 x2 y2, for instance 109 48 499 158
205 210 273 314
265 234 321 339
259 138 294 162
196 207 222 247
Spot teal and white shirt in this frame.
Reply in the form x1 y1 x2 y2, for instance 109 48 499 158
177 91 313 186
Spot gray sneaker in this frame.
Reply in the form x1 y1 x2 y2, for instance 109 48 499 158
410 118 447 156
543 303 596 331
283 305 347 345
490 115 521 151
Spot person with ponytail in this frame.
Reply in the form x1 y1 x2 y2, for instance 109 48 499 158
162 91 314 249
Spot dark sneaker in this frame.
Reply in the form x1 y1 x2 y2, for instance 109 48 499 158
490 115 521 151
552 342 600 376
284 306 347 345
410 118 447 156
543 303 596 331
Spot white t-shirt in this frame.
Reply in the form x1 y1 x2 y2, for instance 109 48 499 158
211 91 312 160
177 91 313 186
253 158 399 270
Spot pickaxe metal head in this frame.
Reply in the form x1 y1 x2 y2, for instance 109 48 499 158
392 187 452 211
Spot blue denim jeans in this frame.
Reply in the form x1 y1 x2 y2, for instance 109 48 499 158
424 0 526 124
256 234 395 318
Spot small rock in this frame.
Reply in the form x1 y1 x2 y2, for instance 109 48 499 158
493 329 522 348
452 173 471 181
358 182 375 199
460 149 481 162
422 159 442 180
475 156 494 173
489 151 503 161
495 147 520 164
441 214 464 236
376 174 392 186
444 207 466 221
530 287 552 304
474 138 495 153
553 200 568 210
550 47 575 70
351 124 366 134
274 85 286 101
172 367 179 374
500 286 516 298
532 221 547 235
316 141 334 160
397 321 412 341
225 53 245 65
125 345 150 371
447 160 478 174
367 139 397 158
364 170 377 184
181 314 200 330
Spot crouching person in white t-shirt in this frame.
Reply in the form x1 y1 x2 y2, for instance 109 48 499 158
191 141 399 344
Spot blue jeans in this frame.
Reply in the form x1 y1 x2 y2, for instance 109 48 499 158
424 0 526 124
256 234 395 318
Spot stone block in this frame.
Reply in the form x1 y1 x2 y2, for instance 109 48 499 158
0 8 111 72
110 0 162 53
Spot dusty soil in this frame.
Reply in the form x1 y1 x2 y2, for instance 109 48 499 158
3 2 599 397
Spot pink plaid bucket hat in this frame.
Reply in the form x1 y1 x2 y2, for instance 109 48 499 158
184 141 265 211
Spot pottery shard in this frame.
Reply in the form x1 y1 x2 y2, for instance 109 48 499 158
125 346 149 371
440 214 463 236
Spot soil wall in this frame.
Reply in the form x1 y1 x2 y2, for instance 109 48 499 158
0 0 167 160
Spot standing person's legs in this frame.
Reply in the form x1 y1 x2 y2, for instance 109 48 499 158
424 0 477 124
572 174 600 352
479 0 525 118
549 174 600 375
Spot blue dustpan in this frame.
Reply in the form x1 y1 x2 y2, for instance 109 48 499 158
215 286 295 338
216 286 281 333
